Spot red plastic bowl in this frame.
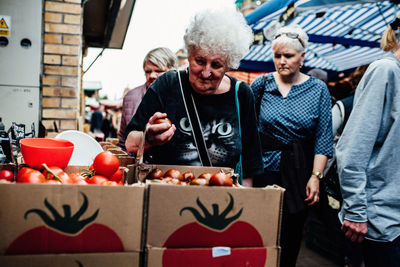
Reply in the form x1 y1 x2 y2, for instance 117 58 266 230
20 138 74 169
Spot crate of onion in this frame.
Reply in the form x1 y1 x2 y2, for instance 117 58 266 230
138 163 284 267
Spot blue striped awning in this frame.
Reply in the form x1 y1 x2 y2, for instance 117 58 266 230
241 0 400 72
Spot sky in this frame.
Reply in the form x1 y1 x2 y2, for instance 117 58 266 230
82 0 236 101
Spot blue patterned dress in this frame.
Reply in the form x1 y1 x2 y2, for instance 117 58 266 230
251 73 333 171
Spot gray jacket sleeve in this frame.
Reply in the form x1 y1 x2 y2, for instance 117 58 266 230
336 62 387 223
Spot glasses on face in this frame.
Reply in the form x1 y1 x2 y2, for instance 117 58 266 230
274 32 305 48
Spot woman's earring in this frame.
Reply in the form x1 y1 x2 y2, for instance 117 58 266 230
299 63 303 68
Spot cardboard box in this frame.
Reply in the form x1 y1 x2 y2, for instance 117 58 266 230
0 252 140 267
146 247 279 267
144 181 284 248
0 183 145 255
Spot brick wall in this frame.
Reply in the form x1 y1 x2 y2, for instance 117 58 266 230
42 0 82 136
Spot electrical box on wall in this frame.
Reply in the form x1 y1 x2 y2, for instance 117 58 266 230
0 0 42 135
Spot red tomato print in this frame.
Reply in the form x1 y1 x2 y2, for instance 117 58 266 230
163 193 263 248
6 192 123 254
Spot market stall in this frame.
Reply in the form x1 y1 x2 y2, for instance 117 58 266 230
240 0 400 72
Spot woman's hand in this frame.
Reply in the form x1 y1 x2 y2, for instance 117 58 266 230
145 112 176 147
305 154 328 205
305 176 319 205
125 112 176 153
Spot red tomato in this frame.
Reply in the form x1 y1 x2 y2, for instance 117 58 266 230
92 151 119 178
16 167 34 179
0 170 14 182
86 175 109 185
16 167 45 184
154 118 172 126
163 193 263 248
43 179 62 184
109 169 123 182
69 173 88 185
164 169 183 180
6 192 123 254
101 180 122 186
209 172 233 187
42 166 71 184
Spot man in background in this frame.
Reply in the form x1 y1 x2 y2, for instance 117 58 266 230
118 47 177 150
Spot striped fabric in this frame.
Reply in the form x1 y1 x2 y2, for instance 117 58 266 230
242 0 400 72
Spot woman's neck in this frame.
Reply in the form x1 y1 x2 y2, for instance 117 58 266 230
275 71 303 85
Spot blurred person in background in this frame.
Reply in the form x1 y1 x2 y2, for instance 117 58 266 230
307 68 335 106
307 68 328 83
118 47 178 150
90 104 105 141
328 77 353 102
336 13 400 267
331 64 369 137
124 8 263 182
112 106 122 135
250 25 333 267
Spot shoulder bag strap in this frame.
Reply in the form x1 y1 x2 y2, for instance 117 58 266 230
234 81 243 184
177 70 212 166
336 100 346 135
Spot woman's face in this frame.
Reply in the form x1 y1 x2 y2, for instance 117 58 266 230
144 61 167 88
272 44 305 78
188 48 229 94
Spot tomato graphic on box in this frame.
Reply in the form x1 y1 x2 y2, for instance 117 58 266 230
164 193 264 247
6 192 123 254
162 193 267 266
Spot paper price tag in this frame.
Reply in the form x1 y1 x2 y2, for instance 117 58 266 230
212 246 231 258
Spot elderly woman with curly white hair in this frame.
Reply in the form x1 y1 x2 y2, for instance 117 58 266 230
125 8 263 182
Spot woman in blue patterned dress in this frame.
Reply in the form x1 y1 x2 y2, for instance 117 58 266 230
250 25 333 267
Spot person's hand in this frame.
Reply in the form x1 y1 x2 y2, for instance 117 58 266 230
341 220 368 243
145 112 176 147
305 176 319 205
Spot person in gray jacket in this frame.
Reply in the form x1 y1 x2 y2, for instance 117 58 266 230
336 13 400 267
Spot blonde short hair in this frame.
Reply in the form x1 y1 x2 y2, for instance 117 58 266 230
143 47 178 71
272 25 309 53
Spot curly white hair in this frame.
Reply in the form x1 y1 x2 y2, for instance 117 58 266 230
184 8 253 69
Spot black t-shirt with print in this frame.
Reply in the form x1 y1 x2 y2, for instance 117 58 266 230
125 70 263 178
